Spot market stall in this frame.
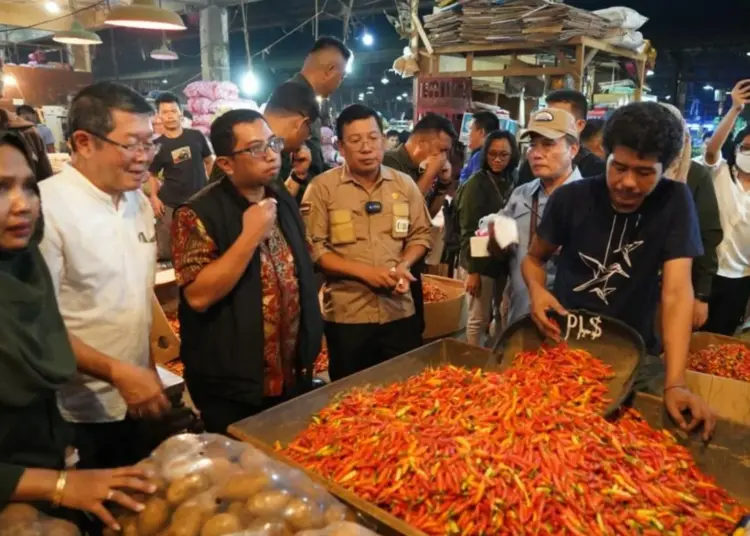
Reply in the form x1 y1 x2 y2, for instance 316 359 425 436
229 338 750 535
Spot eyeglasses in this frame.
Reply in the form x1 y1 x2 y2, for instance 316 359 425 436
231 136 285 158
85 130 161 156
344 135 382 151
488 151 512 160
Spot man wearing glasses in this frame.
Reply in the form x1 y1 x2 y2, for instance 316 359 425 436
148 92 214 261
39 82 170 469
301 104 432 380
170 109 322 433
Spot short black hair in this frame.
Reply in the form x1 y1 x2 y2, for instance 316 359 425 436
413 113 457 139
309 36 352 61
16 104 36 117
471 111 500 135
546 89 589 121
581 118 605 143
266 82 320 123
386 129 400 138
210 109 266 157
336 104 382 141
154 91 181 110
68 82 153 147
602 102 683 168
480 130 519 175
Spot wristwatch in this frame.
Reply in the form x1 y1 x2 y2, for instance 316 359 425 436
695 293 710 302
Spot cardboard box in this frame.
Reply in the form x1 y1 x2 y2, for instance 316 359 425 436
151 293 181 366
423 274 466 340
685 332 750 426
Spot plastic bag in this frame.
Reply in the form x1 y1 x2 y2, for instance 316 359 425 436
593 7 648 30
109 434 379 536
187 98 214 115
603 30 644 51
0 504 81 536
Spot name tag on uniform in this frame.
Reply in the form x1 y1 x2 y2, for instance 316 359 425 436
395 219 409 234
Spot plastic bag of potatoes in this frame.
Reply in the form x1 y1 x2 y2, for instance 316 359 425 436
0 504 80 536
108 434 381 536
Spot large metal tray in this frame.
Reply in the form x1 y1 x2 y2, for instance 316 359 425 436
229 339 750 535
496 310 644 416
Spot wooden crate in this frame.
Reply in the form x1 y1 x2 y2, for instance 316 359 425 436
422 274 466 340
686 332 750 426
229 339 750 536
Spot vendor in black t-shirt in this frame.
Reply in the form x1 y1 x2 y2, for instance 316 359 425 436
148 92 215 261
521 102 716 440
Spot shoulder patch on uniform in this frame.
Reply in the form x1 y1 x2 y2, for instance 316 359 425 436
300 202 311 215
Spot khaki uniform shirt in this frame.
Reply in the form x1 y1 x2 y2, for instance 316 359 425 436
301 165 433 324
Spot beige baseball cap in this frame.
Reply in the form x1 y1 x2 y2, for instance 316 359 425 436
520 108 579 141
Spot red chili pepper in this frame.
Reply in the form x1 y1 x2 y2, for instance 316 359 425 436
689 343 750 381
282 344 744 535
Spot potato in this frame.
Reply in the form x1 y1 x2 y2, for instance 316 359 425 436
137 497 170 536
172 496 216 525
205 458 242 485
323 503 356 525
281 498 324 531
217 474 269 501
245 490 291 518
325 521 379 536
121 519 139 536
0 504 39 526
199 514 241 536
238 448 267 472
166 474 210 506
244 518 293 536
39 518 79 536
168 510 203 536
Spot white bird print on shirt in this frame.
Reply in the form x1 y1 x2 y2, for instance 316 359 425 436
574 215 643 305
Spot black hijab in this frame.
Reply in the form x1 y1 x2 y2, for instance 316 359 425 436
0 131 75 407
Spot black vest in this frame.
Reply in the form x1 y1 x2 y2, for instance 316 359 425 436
177 178 322 406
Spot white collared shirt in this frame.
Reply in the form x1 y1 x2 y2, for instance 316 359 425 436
39 164 156 423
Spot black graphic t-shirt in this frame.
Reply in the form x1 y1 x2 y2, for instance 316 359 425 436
537 176 702 352
149 129 212 207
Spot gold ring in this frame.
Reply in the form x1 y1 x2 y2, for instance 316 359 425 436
106 490 114 501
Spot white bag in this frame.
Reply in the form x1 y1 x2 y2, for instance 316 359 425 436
594 7 648 30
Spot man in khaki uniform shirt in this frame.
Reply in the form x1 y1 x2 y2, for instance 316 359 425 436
301 104 433 380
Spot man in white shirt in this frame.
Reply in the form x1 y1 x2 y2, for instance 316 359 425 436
39 82 170 469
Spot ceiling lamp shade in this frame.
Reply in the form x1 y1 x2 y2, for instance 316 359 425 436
53 21 102 45
105 0 186 31
150 44 178 60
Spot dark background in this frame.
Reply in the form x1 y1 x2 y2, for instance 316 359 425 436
11 0 750 119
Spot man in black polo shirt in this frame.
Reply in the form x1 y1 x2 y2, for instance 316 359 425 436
522 102 716 439
517 89 605 185
383 113 456 337
288 36 351 177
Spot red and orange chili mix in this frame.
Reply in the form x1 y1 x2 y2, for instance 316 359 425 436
281 345 743 535
689 343 750 382
314 339 330 375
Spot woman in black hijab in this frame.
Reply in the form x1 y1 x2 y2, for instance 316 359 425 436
0 131 153 530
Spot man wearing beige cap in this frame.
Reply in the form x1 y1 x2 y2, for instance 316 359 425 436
490 107 582 325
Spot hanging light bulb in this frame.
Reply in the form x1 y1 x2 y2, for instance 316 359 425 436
381 76 389 85
362 31 374 47
241 70 261 97
105 0 186 31
151 34 178 60
45 2 61 14
53 21 102 45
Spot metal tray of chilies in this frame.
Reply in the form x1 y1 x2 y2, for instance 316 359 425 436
229 339 750 536
495 309 645 417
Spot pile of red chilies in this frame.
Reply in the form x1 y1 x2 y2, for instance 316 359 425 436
689 343 750 382
282 345 743 535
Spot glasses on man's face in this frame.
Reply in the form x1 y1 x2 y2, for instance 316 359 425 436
488 151 511 161
231 136 285 158
85 130 161 156
345 134 382 151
